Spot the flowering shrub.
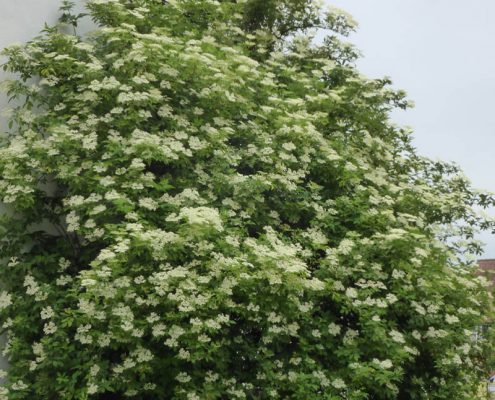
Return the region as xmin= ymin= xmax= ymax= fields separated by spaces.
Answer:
xmin=0 ymin=0 xmax=493 ymax=398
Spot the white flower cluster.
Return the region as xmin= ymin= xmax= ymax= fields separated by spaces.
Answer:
xmin=168 ymin=206 xmax=224 ymax=232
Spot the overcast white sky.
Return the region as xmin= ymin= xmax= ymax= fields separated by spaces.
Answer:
xmin=328 ymin=0 xmax=495 ymax=257
xmin=1 ymin=0 xmax=495 ymax=255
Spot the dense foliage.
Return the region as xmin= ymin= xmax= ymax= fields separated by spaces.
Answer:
xmin=0 ymin=0 xmax=493 ymax=398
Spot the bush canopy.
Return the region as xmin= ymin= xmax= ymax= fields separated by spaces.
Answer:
xmin=0 ymin=0 xmax=493 ymax=399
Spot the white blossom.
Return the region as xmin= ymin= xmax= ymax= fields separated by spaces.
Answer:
xmin=0 ymin=292 xmax=12 ymax=310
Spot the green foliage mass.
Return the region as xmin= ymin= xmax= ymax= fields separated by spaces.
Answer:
xmin=0 ymin=0 xmax=493 ymax=398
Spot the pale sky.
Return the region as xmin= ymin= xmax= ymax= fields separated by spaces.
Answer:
xmin=328 ymin=0 xmax=495 ymax=257
xmin=1 ymin=0 xmax=494 ymax=255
